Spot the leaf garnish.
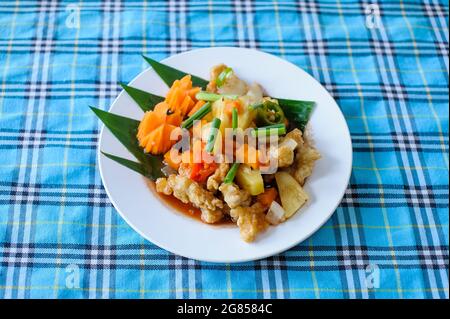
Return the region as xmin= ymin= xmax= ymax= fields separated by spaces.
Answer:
xmin=120 ymin=82 xmax=164 ymax=112
xmin=275 ymin=98 xmax=315 ymax=132
xmin=90 ymin=106 xmax=164 ymax=180
xmin=101 ymin=151 xmax=149 ymax=177
xmin=142 ymin=55 xmax=209 ymax=89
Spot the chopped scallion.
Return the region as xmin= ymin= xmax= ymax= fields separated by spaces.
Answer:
xmin=205 ymin=117 xmax=221 ymax=153
xmin=251 ymin=124 xmax=286 ymax=137
xmin=181 ymin=102 xmax=211 ymax=129
xmin=224 ymin=163 xmax=240 ymax=184
xmin=215 ymin=67 xmax=233 ymax=88
xmin=196 ymin=92 xmax=238 ymax=102
xmin=232 ymin=107 xmax=238 ymax=130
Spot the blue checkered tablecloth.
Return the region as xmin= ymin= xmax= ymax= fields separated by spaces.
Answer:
xmin=0 ymin=0 xmax=448 ymax=299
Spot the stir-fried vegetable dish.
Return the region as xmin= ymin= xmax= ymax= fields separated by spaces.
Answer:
xmin=137 ymin=64 xmax=321 ymax=242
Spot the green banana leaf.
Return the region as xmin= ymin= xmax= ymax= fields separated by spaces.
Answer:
xmin=91 ymin=106 xmax=164 ymax=180
xmin=120 ymin=82 xmax=164 ymax=112
xmin=142 ymin=55 xmax=209 ymax=89
xmin=276 ymin=98 xmax=315 ymax=131
xmin=101 ymin=151 xmax=148 ymax=177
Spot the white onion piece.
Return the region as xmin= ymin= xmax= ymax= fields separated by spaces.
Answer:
xmin=266 ymin=201 xmax=286 ymax=225
xmin=280 ymin=138 xmax=298 ymax=151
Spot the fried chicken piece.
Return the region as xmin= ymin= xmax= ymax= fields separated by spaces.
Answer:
xmin=184 ymin=177 xmax=224 ymax=211
xmin=269 ymin=143 xmax=295 ymax=168
xmin=291 ymin=145 xmax=321 ymax=185
xmin=241 ymin=83 xmax=264 ymax=105
xmin=200 ymin=208 xmax=224 ymax=224
xmin=284 ymin=131 xmax=321 ymax=185
xmin=267 ymin=130 xmax=302 ymax=168
xmin=283 ymin=128 xmax=304 ymax=149
xmin=219 ymin=182 xmax=251 ymax=209
xmin=207 ymin=163 xmax=229 ymax=192
xmin=156 ymin=174 xmax=224 ymax=223
xmin=206 ymin=64 xmax=227 ymax=92
xmin=218 ymin=74 xmax=248 ymax=96
xmin=264 ymin=129 xmax=305 ymax=169
xmin=207 ymin=64 xmax=248 ymax=95
xmin=155 ymin=177 xmax=172 ymax=195
xmin=177 ymin=163 xmax=191 ymax=177
xmin=230 ymin=202 xmax=269 ymax=242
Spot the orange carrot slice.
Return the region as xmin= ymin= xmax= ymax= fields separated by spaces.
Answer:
xmin=187 ymin=87 xmax=200 ymax=99
xmin=187 ymin=100 xmax=206 ymax=117
xmin=137 ymin=75 xmax=202 ymax=156
xmin=166 ymin=110 xmax=183 ymax=127
xmin=179 ymin=75 xmax=192 ymax=90
xmin=142 ymin=123 xmax=179 ymax=154
xmin=257 ymin=188 xmax=278 ymax=207
xmin=179 ymin=95 xmax=194 ymax=116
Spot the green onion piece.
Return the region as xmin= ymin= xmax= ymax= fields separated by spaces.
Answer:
xmin=224 ymin=163 xmax=240 ymax=184
xmin=215 ymin=67 xmax=233 ymax=88
xmin=181 ymin=102 xmax=211 ymax=129
xmin=251 ymin=124 xmax=286 ymax=137
xmin=196 ymin=92 xmax=239 ymax=102
xmin=205 ymin=117 xmax=221 ymax=153
xmin=232 ymin=107 xmax=238 ymax=130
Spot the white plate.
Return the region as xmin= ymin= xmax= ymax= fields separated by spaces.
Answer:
xmin=98 ymin=47 xmax=352 ymax=263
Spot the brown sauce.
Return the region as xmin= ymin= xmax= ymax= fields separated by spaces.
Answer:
xmin=147 ymin=179 xmax=234 ymax=226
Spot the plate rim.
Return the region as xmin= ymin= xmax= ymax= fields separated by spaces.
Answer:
xmin=97 ymin=47 xmax=353 ymax=263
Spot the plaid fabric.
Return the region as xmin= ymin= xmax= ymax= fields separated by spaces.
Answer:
xmin=0 ymin=0 xmax=448 ymax=299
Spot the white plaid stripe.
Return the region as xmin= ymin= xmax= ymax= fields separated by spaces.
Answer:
xmin=233 ymin=0 xmax=246 ymax=48
xmin=168 ymin=0 xmax=178 ymax=55
xmin=418 ymin=246 xmax=448 ymax=267
xmin=273 ymin=255 xmax=285 ymax=299
xmin=188 ymin=258 xmax=196 ymax=298
xmin=336 ymin=208 xmax=357 ymax=298
xmin=349 ymin=205 xmax=370 ymax=298
xmin=178 ymin=0 xmax=189 ymax=53
xmin=259 ymin=259 xmax=271 ymax=299
xmin=0 ymin=131 xmax=98 ymax=148
xmin=174 ymin=255 xmax=183 ymax=299
xmin=244 ymin=0 xmax=257 ymax=49
xmin=89 ymin=204 xmax=100 ymax=298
